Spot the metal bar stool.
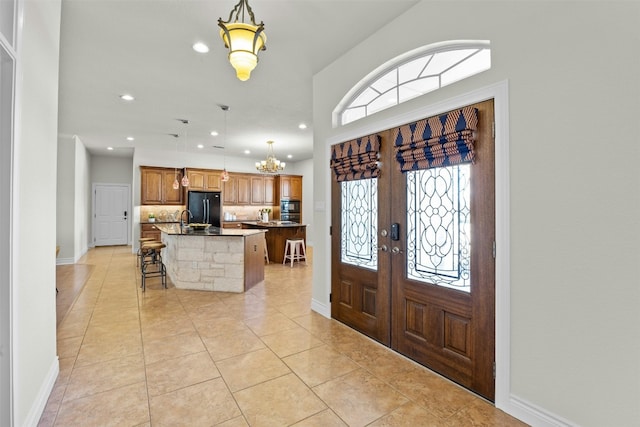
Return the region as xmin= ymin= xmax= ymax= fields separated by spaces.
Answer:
xmin=283 ymin=238 xmax=307 ymax=267
xmin=140 ymin=241 xmax=167 ymax=291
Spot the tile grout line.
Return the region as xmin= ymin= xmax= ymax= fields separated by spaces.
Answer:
xmin=134 ymin=250 xmax=154 ymax=426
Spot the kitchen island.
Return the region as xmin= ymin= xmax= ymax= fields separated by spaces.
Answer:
xmin=241 ymin=222 xmax=307 ymax=264
xmin=155 ymin=224 xmax=266 ymax=292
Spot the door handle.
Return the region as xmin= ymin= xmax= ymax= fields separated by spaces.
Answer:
xmin=391 ymin=246 xmax=403 ymax=255
xmin=378 ymin=244 xmax=388 ymax=252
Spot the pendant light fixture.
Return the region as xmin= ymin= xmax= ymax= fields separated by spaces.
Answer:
xmin=218 ymin=0 xmax=266 ymax=81
xmin=171 ymin=133 xmax=180 ymax=189
xmin=255 ymin=140 xmax=285 ymax=174
xmin=220 ymin=105 xmax=230 ymax=182
xmin=180 ymin=119 xmax=190 ymax=187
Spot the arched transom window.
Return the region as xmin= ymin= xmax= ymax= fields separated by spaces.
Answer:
xmin=335 ymin=41 xmax=491 ymax=126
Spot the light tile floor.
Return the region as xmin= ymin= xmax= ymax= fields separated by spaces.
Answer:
xmin=40 ymin=245 xmax=527 ymax=426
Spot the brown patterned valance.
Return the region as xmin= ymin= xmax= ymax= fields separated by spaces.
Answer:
xmin=330 ymin=134 xmax=381 ymax=182
xmin=392 ymin=107 xmax=478 ymax=172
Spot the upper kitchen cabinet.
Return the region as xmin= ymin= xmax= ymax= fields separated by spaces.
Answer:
xmin=251 ymin=176 xmax=264 ymax=205
xmin=186 ymin=168 xmax=222 ymax=191
xmin=141 ymin=166 xmax=184 ymax=205
xmin=277 ymin=175 xmax=302 ymax=200
xmin=223 ymin=173 xmax=276 ymax=206
xmin=250 ymin=175 xmax=277 ymax=205
xmin=223 ymin=173 xmax=251 ymax=205
xmin=237 ymin=174 xmax=251 ymax=205
xmin=263 ymin=176 xmax=275 ymax=205
xmin=223 ymin=173 xmax=237 ymax=205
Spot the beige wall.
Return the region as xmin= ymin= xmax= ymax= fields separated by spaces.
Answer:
xmin=56 ymin=136 xmax=75 ymax=262
xmin=91 ymin=155 xmax=133 ymax=185
xmin=313 ymin=1 xmax=640 ymax=426
xmin=74 ymin=136 xmax=91 ymax=257
xmin=13 ymin=0 xmax=62 ymax=424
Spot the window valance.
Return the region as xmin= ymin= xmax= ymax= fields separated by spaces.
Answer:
xmin=392 ymin=106 xmax=478 ymax=172
xmin=330 ymin=134 xmax=381 ymax=182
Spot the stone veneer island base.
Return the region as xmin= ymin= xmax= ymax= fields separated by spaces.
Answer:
xmin=157 ymin=224 xmax=265 ymax=292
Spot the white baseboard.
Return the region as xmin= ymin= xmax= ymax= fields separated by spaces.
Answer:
xmin=500 ymin=393 xmax=578 ymax=427
xmin=311 ymin=298 xmax=330 ymax=318
xmin=23 ymin=357 xmax=59 ymax=427
xmin=56 ymin=257 xmax=74 ymax=265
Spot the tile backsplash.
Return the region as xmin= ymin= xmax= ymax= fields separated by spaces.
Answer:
xmin=223 ymin=205 xmax=278 ymax=221
xmin=140 ymin=205 xmax=185 ymax=222
xmin=140 ymin=204 xmax=278 ymax=222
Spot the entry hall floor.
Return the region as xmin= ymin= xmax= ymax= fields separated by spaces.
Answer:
xmin=41 ymin=245 xmax=526 ymax=426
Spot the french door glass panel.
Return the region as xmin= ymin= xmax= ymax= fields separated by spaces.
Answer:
xmin=406 ymin=164 xmax=471 ymax=292
xmin=341 ymin=178 xmax=378 ymax=270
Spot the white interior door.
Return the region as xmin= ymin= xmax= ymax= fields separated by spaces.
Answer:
xmin=94 ymin=184 xmax=130 ymax=246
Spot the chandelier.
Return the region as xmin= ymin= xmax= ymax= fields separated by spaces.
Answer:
xmin=218 ymin=0 xmax=267 ymax=81
xmin=256 ymin=140 xmax=285 ymax=174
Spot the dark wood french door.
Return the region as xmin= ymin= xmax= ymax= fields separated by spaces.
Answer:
xmin=331 ymin=99 xmax=495 ymax=400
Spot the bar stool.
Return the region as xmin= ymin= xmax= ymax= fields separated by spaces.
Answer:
xmin=140 ymin=241 xmax=167 ymax=291
xmin=264 ymin=233 xmax=270 ymax=264
xmin=283 ymin=239 xmax=307 ymax=267
xmin=137 ymin=237 xmax=156 ymax=267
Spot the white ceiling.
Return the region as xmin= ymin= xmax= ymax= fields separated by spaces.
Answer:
xmin=58 ymin=0 xmax=419 ymax=162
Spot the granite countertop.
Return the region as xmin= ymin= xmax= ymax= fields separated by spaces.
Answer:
xmin=242 ymin=221 xmax=306 ymax=228
xmin=155 ymin=223 xmax=265 ymax=237
xmin=141 ymin=221 xmax=179 ymax=224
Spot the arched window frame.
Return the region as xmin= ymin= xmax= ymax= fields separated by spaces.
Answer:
xmin=333 ymin=40 xmax=491 ymax=127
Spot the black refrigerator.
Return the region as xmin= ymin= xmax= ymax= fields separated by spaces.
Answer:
xmin=187 ymin=191 xmax=222 ymax=227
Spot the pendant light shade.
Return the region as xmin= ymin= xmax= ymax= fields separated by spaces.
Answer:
xmin=218 ymin=0 xmax=266 ymax=81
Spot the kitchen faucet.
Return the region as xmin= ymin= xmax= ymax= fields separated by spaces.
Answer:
xmin=180 ymin=209 xmax=192 ymax=228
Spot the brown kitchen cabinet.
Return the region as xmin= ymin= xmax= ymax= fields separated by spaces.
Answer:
xmin=237 ymin=174 xmax=251 ymax=205
xmin=141 ymin=166 xmax=184 ymax=205
xmin=276 ymin=175 xmax=302 ymax=201
xmin=223 ymin=173 xmax=251 ymax=205
xmin=222 ymin=221 xmax=244 ymax=229
xmin=223 ymin=174 xmax=237 ymax=204
xmin=263 ymin=176 xmax=275 ymax=205
xmin=141 ymin=223 xmax=161 ymax=241
xmin=251 ymin=176 xmax=264 ymax=205
xmin=186 ymin=168 xmax=222 ymax=191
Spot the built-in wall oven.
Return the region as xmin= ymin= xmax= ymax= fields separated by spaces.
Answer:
xmin=280 ymin=199 xmax=301 ymax=222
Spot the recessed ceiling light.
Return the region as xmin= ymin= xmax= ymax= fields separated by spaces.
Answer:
xmin=192 ymin=42 xmax=209 ymax=53
xmin=244 ymin=150 xmax=251 ymax=155
xmin=107 ymin=147 xmax=114 ymax=151
xmin=126 ymin=136 xmax=134 ymax=141
xmin=210 ymin=131 xmax=219 ymax=136
xmin=120 ymin=94 xmax=134 ymax=101
xmin=197 ymin=144 xmax=204 ymax=149
xmin=287 ymin=154 xmax=293 ymax=159
xmin=298 ymin=123 xmax=307 ymax=129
